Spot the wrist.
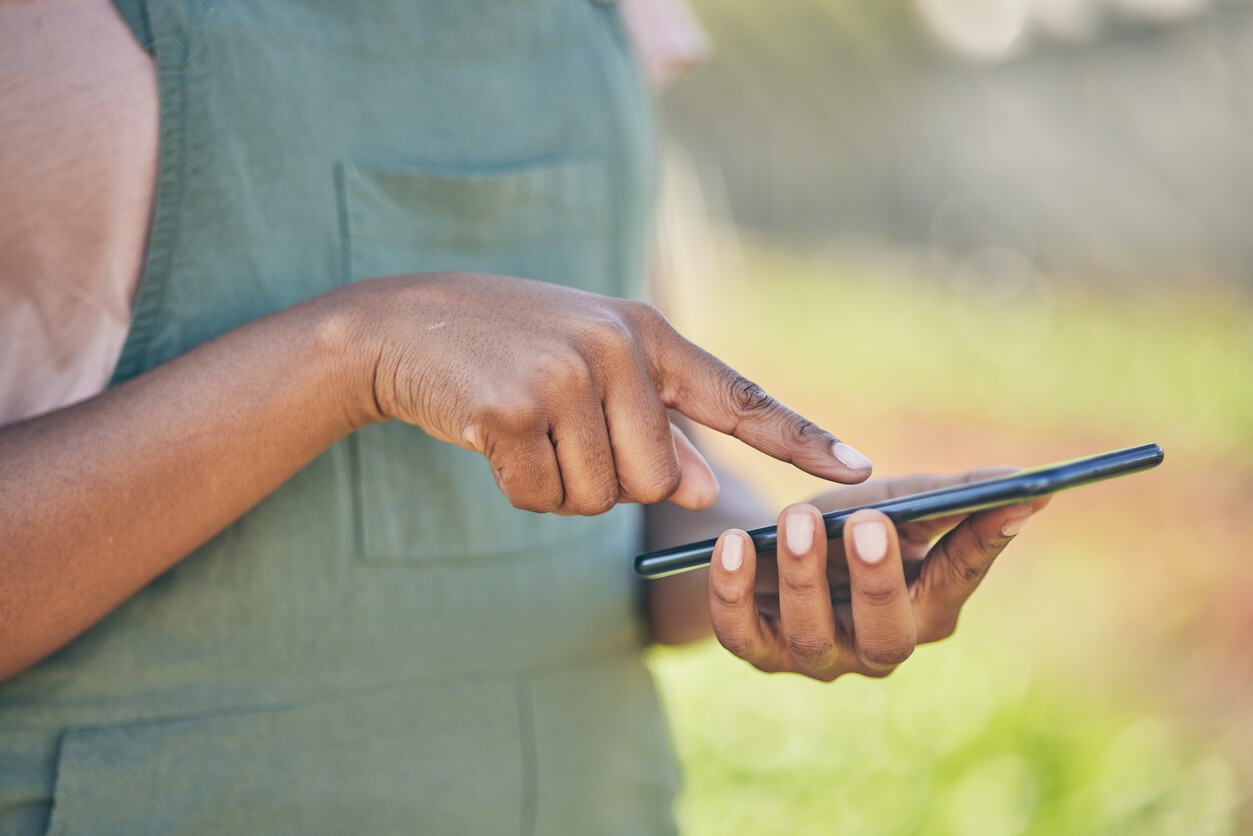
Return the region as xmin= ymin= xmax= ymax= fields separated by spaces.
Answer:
xmin=304 ymin=285 xmax=393 ymax=431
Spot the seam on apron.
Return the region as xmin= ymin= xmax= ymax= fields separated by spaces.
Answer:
xmin=109 ymin=30 xmax=190 ymax=385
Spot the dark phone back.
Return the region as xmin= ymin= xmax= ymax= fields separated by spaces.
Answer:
xmin=635 ymin=443 xmax=1164 ymax=579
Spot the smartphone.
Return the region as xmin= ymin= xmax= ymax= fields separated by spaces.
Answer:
xmin=634 ymin=442 xmax=1164 ymax=579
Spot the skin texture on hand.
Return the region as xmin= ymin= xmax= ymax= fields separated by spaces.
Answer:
xmin=703 ymin=473 xmax=1051 ymax=681
xmin=348 ymin=273 xmax=872 ymax=515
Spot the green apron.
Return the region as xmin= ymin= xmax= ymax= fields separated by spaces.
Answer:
xmin=0 ymin=1 xmax=679 ymax=832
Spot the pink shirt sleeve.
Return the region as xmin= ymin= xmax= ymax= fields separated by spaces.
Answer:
xmin=0 ymin=0 xmax=157 ymax=425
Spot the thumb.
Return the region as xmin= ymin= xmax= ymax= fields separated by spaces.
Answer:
xmin=649 ymin=325 xmax=872 ymax=484
xmin=666 ymin=422 xmax=720 ymax=510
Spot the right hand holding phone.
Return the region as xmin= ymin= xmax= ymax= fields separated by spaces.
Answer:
xmin=707 ymin=471 xmax=1050 ymax=681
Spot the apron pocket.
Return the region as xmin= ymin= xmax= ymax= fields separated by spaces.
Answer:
xmin=337 ymin=157 xmax=629 ymax=567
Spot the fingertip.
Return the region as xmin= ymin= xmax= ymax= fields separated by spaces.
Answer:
xmin=806 ymin=440 xmax=872 ymax=485
xmin=779 ymin=503 xmax=822 ymax=556
xmin=845 ymin=509 xmax=896 ymax=566
xmin=667 ymin=465 xmax=720 ymax=510
xmin=668 ymin=423 xmax=721 ymax=510
xmin=717 ymin=530 xmax=747 ymax=572
xmin=832 ymin=441 xmax=874 ymax=475
xmin=711 ymin=530 xmax=757 ymax=616
xmin=997 ymin=502 xmax=1035 ymax=538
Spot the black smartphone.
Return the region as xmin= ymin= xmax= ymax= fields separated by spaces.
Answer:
xmin=634 ymin=442 xmax=1164 ymax=579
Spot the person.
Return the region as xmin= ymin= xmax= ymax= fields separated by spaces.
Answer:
xmin=0 ymin=0 xmax=1043 ymax=832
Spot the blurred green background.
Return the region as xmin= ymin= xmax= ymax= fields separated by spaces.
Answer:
xmin=643 ymin=0 xmax=1253 ymax=833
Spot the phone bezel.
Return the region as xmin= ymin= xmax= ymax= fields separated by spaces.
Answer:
xmin=633 ymin=442 xmax=1164 ymax=579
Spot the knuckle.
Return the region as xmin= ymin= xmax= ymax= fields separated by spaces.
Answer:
xmin=772 ymin=410 xmax=822 ymax=449
xmin=726 ymin=374 xmax=774 ymax=414
xmin=784 ymin=634 xmax=837 ymax=666
xmin=711 ymin=581 xmax=748 ymax=609
xmin=780 ymin=559 xmax=829 ymax=595
xmin=544 ymin=351 xmax=595 ymax=390
xmin=961 ymin=563 xmax=989 ymax=584
xmin=941 ymin=529 xmax=997 ymax=584
xmin=855 ymin=578 xmax=903 ymax=607
xmin=860 ymin=640 xmax=915 ymax=669
xmin=460 ymin=422 xmax=485 ymax=451
xmin=506 ymin=489 xmax=561 ymax=514
xmin=784 ymin=416 xmax=820 ymax=447
xmin=631 ymin=456 xmax=682 ymax=504
xmin=567 ymin=486 xmax=619 ymax=517
xmin=493 ymin=461 xmax=562 ymax=515
xmin=621 ymin=299 xmax=666 ymax=329
xmin=479 ymin=398 xmax=546 ymax=436
xmin=715 ymin=629 xmax=755 ymax=659
xmin=591 ymin=312 xmax=636 ymax=345
xmin=577 ymin=315 xmax=636 ymax=353
xmin=780 ymin=574 xmax=829 ymax=602
xmin=943 ymin=550 xmax=989 ymax=586
xmin=971 ymin=524 xmax=1005 ymax=555
xmin=721 ymin=375 xmax=821 ymax=446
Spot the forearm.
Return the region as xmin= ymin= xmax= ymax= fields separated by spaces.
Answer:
xmin=0 ymin=289 xmax=376 ymax=681
xmin=1 ymin=268 xmax=868 ymax=679
xmin=643 ymin=456 xmax=769 ymax=645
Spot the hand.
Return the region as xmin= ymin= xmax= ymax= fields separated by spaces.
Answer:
xmin=341 ymin=273 xmax=873 ymax=515
xmin=707 ymin=470 xmax=1049 ymax=680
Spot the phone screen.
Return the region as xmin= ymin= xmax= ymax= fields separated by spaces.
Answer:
xmin=634 ymin=442 xmax=1164 ymax=579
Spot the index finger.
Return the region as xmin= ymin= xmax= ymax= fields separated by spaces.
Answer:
xmin=650 ymin=326 xmax=872 ymax=484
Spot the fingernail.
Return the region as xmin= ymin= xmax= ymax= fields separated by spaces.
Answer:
xmin=832 ymin=441 xmax=873 ymax=472
xmin=784 ymin=513 xmax=814 ymax=554
xmin=1001 ymin=512 xmax=1032 ymax=538
xmin=852 ymin=521 xmax=888 ymax=564
xmin=721 ymin=535 xmax=743 ymax=571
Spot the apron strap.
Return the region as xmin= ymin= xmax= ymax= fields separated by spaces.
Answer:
xmin=110 ymin=0 xmax=154 ymax=54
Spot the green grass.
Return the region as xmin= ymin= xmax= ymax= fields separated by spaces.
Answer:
xmin=650 ymin=641 xmax=1241 ymax=836
xmin=649 ymin=244 xmax=1252 ymax=834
